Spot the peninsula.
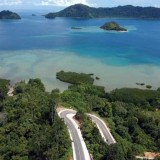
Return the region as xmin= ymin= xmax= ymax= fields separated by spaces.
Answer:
xmin=0 ymin=10 xmax=21 ymax=19
xmin=45 ymin=3 xmax=160 ymax=19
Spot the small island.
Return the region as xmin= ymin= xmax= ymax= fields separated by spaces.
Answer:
xmin=100 ymin=21 xmax=127 ymax=32
xmin=146 ymin=85 xmax=152 ymax=89
xmin=96 ymin=77 xmax=100 ymax=80
xmin=71 ymin=27 xmax=82 ymax=30
xmin=136 ymin=82 xmax=145 ymax=86
xmin=0 ymin=10 xmax=21 ymax=19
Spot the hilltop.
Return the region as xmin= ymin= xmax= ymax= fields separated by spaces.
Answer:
xmin=0 ymin=10 xmax=21 ymax=19
xmin=45 ymin=3 xmax=160 ymax=19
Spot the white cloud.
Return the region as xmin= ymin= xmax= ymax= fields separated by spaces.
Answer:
xmin=0 ymin=0 xmax=96 ymax=7
xmin=38 ymin=0 xmax=90 ymax=6
xmin=0 ymin=0 xmax=22 ymax=5
xmin=0 ymin=0 xmax=159 ymax=7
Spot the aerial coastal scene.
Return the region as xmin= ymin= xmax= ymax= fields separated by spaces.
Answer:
xmin=0 ymin=0 xmax=160 ymax=160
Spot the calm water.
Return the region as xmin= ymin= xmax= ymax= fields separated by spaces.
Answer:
xmin=0 ymin=12 xmax=160 ymax=91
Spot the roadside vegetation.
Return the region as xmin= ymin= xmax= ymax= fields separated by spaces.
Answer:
xmin=75 ymin=111 xmax=108 ymax=160
xmin=59 ymin=72 xmax=160 ymax=160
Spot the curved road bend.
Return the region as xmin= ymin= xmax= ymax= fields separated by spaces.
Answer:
xmin=59 ymin=109 xmax=90 ymax=160
xmin=88 ymin=114 xmax=116 ymax=145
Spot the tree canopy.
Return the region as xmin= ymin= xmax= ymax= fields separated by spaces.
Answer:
xmin=0 ymin=79 xmax=71 ymax=160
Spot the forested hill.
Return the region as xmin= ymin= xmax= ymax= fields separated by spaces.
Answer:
xmin=0 ymin=74 xmax=160 ymax=159
xmin=45 ymin=3 xmax=160 ymax=19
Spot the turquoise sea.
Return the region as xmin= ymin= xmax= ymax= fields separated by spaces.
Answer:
xmin=0 ymin=11 xmax=160 ymax=91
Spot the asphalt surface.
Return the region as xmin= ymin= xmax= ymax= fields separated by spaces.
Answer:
xmin=88 ymin=114 xmax=116 ymax=145
xmin=59 ymin=110 xmax=89 ymax=160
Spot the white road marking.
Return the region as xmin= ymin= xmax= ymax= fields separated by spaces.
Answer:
xmin=68 ymin=128 xmax=77 ymax=160
xmin=88 ymin=114 xmax=116 ymax=144
xmin=67 ymin=114 xmax=90 ymax=160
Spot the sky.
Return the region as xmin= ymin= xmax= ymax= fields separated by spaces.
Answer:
xmin=0 ymin=0 xmax=160 ymax=9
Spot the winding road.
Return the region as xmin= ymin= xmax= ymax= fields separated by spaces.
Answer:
xmin=88 ymin=114 xmax=116 ymax=145
xmin=58 ymin=109 xmax=90 ymax=160
xmin=58 ymin=109 xmax=116 ymax=160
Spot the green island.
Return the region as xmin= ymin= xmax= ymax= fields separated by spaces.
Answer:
xmin=0 ymin=72 xmax=160 ymax=160
xmin=0 ymin=10 xmax=21 ymax=19
xmin=45 ymin=3 xmax=160 ymax=19
xmin=100 ymin=21 xmax=127 ymax=32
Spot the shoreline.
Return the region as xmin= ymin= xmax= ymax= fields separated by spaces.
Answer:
xmin=7 ymin=76 xmax=157 ymax=93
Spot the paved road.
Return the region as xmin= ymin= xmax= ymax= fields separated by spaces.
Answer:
xmin=59 ymin=109 xmax=90 ymax=160
xmin=58 ymin=109 xmax=116 ymax=160
xmin=88 ymin=114 xmax=116 ymax=145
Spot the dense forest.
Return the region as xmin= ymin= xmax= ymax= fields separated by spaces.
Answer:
xmin=45 ymin=3 xmax=160 ymax=19
xmin=61 ymin=83 xmax=160 ymax=159
xmin=0 ymin=72 xmax=160 ymax=160
xmin=0 ymin=79 xmax=71 ymax=160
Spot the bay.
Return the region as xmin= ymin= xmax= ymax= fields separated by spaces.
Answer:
xmin=0 ymin=12 xmax=160 ymax=91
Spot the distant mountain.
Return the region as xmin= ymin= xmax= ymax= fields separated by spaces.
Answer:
xmin=0 ymin=10 xmax=21 ymax=19
xmin=45 ymin=3 xmax=160 ymax=19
